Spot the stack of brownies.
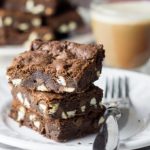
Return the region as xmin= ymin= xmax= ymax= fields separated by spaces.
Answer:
xmin=0 ymin=0 xmax=83 ymax=45
xmin=7 ymin=40 xmax=105 ymax=142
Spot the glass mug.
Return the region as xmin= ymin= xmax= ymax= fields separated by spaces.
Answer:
xmin=91 ymin=0 xmax=150 ymax=69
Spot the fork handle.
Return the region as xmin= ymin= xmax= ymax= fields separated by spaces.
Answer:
xmin=93 ymin=107 xmax=121 ymax=150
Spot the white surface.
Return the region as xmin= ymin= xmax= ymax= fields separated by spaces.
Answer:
xmin=0 ymin=68 xmax=150 ymax=150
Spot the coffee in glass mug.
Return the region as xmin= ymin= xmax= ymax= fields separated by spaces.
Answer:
xmin=91 ymin=0 xmax=150 ymax=68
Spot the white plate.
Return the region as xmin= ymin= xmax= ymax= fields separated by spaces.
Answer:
xmin=0 ymin=68 xmax=150 ymax=150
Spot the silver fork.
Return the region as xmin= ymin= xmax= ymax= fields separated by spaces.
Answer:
xmin=104 ymin=77 xmax=131 ymax=129
xmin=93 ymin=77 xmax=131 ymax=150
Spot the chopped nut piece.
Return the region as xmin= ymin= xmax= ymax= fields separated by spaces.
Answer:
xmin=26 ymin=0 xmax=34 ymax=11
xmin=68 ymin=22 xmax=77 ymax=31
xmin=37 ymin=84 xmax=48 ymax=91
xmin=67 ymin=110 xmax=76 ymax=118
xmin=62 ymin=112 xmax=67 ymax=119
xmin=58 ymin=24 xmax=68 ymax=33
xmin=39 ymin=103 xmax=47 ymax=114
xmin=34 ymin=120 xmax=41 ymax=129
xmin=97 ymin=71 xmax=100 ymax=77
xmin=32 ymin=18 xmax=42 ymax=27
xmin=43 ymin=33 xmax=53 ymax=41
xmin=32 ymin=5 xmax=45 ymax=14
xmin=81 ymin=106 xmax=86 ymax=112
xmin=29 ymin=114 xmax=36 ymax=121
xmin=98 ymin=117 xmax=105 ymax=125
xmin=90 ymin=97 xmax=97 ymax=107
xmin=48 ymin=103 xmax=59 ymax=114
xmin=12 ymin=79 xmax=22 ymax=86
xmin=18 ymin=23 xmax=29 ymax=31
xmin=56 ymin=76 xmax=66 ymax=86
xmin=63 ymin=87 xmax=75 ymax=93
xmin=24 ymin=97 xmax=30 ymax=108
xmin=17 ymin=92 xmax=24 ymax=103
xmin=4 ymin=17 xmax=13 ymax=26
xmin=17 ymin=106 xmax=26 ymax=121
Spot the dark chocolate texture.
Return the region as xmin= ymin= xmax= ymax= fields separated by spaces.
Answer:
xmin=9 ymin=100 xmax=105 ymax=142
xmin=7 ymin=40 xmax=105 ymax=93
xmin=11 ymin=84 xmax=104 ymax=119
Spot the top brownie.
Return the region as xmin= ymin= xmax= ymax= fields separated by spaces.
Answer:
xmin=7 ymin=40 xmax=105 ymax=93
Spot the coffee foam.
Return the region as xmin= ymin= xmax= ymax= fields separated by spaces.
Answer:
xmin=91 ymin=1 xmax=150 ymax=24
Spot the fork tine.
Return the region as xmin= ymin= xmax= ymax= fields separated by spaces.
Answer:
xmin=118 ymin=77 xmax=122 ymax=98
xmin=104 ymin=77 xmax=109 ymax=99
xmin=125 ymin=77 xmax=129 ymax=98
xmin=111 ymin=77 xmax=115 ymax=98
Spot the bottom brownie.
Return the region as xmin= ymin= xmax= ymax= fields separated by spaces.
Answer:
xmin=9 ymin=100 xmax=105 ymax=142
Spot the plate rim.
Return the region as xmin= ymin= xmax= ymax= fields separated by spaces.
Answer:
xmin=0 ymin=67 xmax=150 ymax=150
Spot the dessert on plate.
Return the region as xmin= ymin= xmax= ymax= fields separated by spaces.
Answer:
xmin=7 ymin=40 xmax=105 ymax=142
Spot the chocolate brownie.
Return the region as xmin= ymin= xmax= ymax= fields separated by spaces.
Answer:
xmin=0 ymin=9 xmax=42 ymax=32
xmin=11 ymin=84 xmax=104 ymax=119
xmin=9 ymin=100 xmax=105 ymax=142
xmin=44 ymin=10 xmax=84 ymax=34
xmin=0 ymin=27 xmax=54 ymax=45
xmin=7 ymin=40 xmax=105 ymax=93
xmin=3 ymin=0 xmax=69 ymax=16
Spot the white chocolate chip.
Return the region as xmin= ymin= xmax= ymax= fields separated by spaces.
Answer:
xmin=29 ymin=114 xmax=36 ymax=121
xmin=18 ymin=23 xmax=29 ymax=31
xmin=26 ymin=0 xmax=34 ymax=11
xmin=16 ymin=92 xmax=30 ymax=108
xmin=98 ymin=117 xmax=105 ymax=125
xmin=32 ymin=4 xmax=45 ymax=14
xmin=90 ymin=97 xmax=97 ymax=106
xmin=81 ymin=106 xmax=86 ymax=112
xmin=29 ymin=32 xmax=39 ymax=40
xmin=99 ymin=102 xmax=103 ymax=108
xmin=12 ymin=79 xmax=22 ymax=86
xmin=4 ymin=17 xmax=13 ymax=26
xmin=63 ymin=87 xmax=75 ymax=93
xmin=17 ymin=92 xmax=24 ymax=103
xmin=58 ymin=24 xmax=68 ymax=33
xmin=38 ymin=103 xmax=47 ymax=114
xmin=68 ymin=22 xmax=77 ymax=31
xmin=56 ymin=76 xmax=66 ymax=86
xmin=97 ymin=71 xmax=100 ymax=77
xmin=62 ymin=112 xmax=68 ymax=119
xmin=17 ymin=106 xmax=26 ymax=121
xmin=32 ymin=18 xmax=42 ymax=27
xmin=24 ymin=32 xmax=39 ymax=47
xmin=37 ymin=84 xmax=48 ymax=91
xmin=43 ymin=33 xmax=53 ymax=41
xmin=24 ymin=97 xmax=30 ymax=108
xmin=48 ymin=103 xmax=59 ymax=114
xmin=67 ymin=110 xmax=76 ymax=118
xmin=34 ymin=120 xmax=41 ymax=129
